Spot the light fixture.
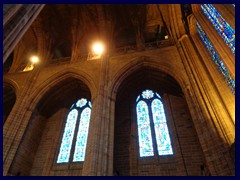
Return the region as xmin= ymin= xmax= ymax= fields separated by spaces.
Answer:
xmin=92 ymin=42 xmax=104 ymax=55
xmin=30 ymin=56 xmax=39 ymax=63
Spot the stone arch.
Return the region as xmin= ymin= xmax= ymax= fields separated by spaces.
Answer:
xmin=8 ymin=69 xmax=95 ymax=176
xmin=3 ymin=78 xmax=18 ymax=124
xmin=109 ymin=56 xmax=205 ymax=176
xmin=109 ymin=56 xmax=186 ymax=101
xmin=3 ymin=77 xmax=19 ymax=97
xmin=29 ymin=69 xmax=97 ymax=110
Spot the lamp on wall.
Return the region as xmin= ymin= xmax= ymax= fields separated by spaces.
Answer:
xmin=92 ymin=42 xmax=104 ymax=55
xmin=23 ymin=55 xmax=39 ymax=71
xmin=87 ymin=42 xmax=105 ymax=60
xmin=30 ymin=56 xmax=39 ymax=63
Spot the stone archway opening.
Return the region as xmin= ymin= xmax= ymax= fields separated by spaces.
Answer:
xmin=113 ymin=66 xmax=205 ymax=176
xmin=8 ymin=77 xmax=91 ymax=176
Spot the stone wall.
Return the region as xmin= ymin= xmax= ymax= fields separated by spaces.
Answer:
xmin=3 ymin=45 xmax=235 ymax=176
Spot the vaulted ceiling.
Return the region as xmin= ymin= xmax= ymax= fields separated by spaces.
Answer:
xmin=7 ymin=5 xmax=170 ymax=65
xmin=4 ymin=4 xmax=192 ymax=73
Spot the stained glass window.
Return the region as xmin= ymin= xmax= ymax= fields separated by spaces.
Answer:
xmin=57 ymin=109 xmax=78 ymax=163
xmin=76 ymin=98 xmax=87 ymax=108
xmin=151 ymin=99 xmax=173 ymax=155
xmin=136 ymin=100 xmax=154 ymax=157
xmin=57 ymin=98 xmax=91 ymax=163
xmin=136 ymin=90 xmax=173 ymax=157
xmin=201 ymin=4 xmax=235 ymax=54
xmin=142 ymin=90 xmax=154 ymax=99
xmin=197 ymin=22 xmax=235 ymax=94
xmin=73 ymin=107 xmax=91 ymax=162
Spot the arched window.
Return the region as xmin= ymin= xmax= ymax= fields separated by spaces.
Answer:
xmin=136 ymin=90 xmax=173 ymax=157
xmin=57 ymin=98 xmax=92 ymax=163
xmin=196 ymin=22 xmax=235 ymax=94
xmin=201 ymin=4 xmax=235 ymax=54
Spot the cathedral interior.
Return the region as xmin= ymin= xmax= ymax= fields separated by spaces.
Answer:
xmin=3 ymin=4 xmax=235 ymax=176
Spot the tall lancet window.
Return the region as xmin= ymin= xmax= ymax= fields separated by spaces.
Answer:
xmin=196 ymin=22 xmax=235 ymax=94
xmin=57 ymin=98 xmax=92 ymax=163
xmin=201 ymin=4 xmax=235 ymax=54
xmin=136 ymin=89 xmax=173 ymax=157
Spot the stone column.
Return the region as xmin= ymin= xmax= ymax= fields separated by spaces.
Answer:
xmin=82 ymin=5 xmax=114 ymax=176
xmin=3 ymin=66 xmax=41 ymax=176
xmin=168 ymin=5 xmax=234 ymax=175
xmin=3 ymin=12 xmax=55 ymax=175
xmin=3 ymin=4 xmax=45 ymax=63
xmin=176 ymin=35 xmax=235 ymax=175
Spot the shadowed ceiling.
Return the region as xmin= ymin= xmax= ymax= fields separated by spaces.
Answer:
xmin=6 ymin=4 xmax=170 ymax=68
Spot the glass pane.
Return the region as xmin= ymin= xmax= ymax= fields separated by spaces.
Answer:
xmin=136 ymin=100 xmax=154 ymax=157
xmin=151 ymin=99 xmax=173 ymax=155
xmin=197 ymin=22 xmax=235 ymax=94
xmin=57 ymin=109 xmax=78 ymax=163
xmin=142 ymin=90 xmax=154 ymax=99
xmin=73 ymin=107 xmax=91 ymax=162
xmin=156 ymin=93 xmax=161 ymax=99
xmin=88 ymin=101 xmax=92 ymax=108
xmin=70 ymin=103 xmax=74 ymax=109
xmin=136 ymin=95 xmax=140 ymax=102
xmin=76 ymin=98 xmax=87 ymax=108
xmin=201 ymin=4 xmax=235 ymax=54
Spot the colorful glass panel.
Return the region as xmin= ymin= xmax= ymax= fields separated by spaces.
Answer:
xmin=73 ymin=107 xmax=91 ymax=162
xmin=76 ymin=98 xmax=87 ymax=108
xmin=156 ymin=93 xmax=161 ymax=99
xmin=136 ymin=100 xmax=154 ymax=157
xmin=70 ymin=103 xmax=74 ymax=109
xmin=136 ymin=95 xmax=140 ymax=102
xmin=57 ymin=109 xmax=78 ymax=163
xmin=201 ymin=4 xmax=235 ymax=54
xmin=151 ymin=99 xmax=173 ymax=155
xmin=197 ymin=22 xmax=235 ymax=94
xmin=88 ymin=101 xmax=92 ymax=108
xmin=142 ymin=90 xmax=154 ymax=99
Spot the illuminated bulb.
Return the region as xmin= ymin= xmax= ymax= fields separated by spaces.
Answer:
xmin=92 ymin=42 xmax=104 ymax=55
xmin=30 ymin=56 xmax=39 ymax=63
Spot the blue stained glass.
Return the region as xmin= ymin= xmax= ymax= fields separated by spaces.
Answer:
xmin=136 ymin=95 xmax=140 ymax=102
xmin=73 ymin=107 xmax=91 ymax=162
xmin=88 ymin=101 xmax=92 ymax=108
xmin=57 ymin=109 xmax=78 ymax=163
xmin=197 ymin=22 xmax=235 ymax=94
xmin=142 ymin=90 xmax=154 ymax=99
xmin=156 ymin=93 xmax=161 ymax=99
xmin=151 ymin=99 xmax=173 ymax=155
xmin=201 ymin=4 xmax=235 ymax=54
xmin=136 ymin=100 xmax=154 ymax=157
xmin=76 ymin=98 xmax=87 ymax=108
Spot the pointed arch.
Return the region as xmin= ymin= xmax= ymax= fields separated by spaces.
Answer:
xmin=31 ymin=69 xmax=96 ymax=104
xmin=109 ymin=56 xmax=185 ymax=101
xmin=7 ymin=70 xmax=94 ymax=175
